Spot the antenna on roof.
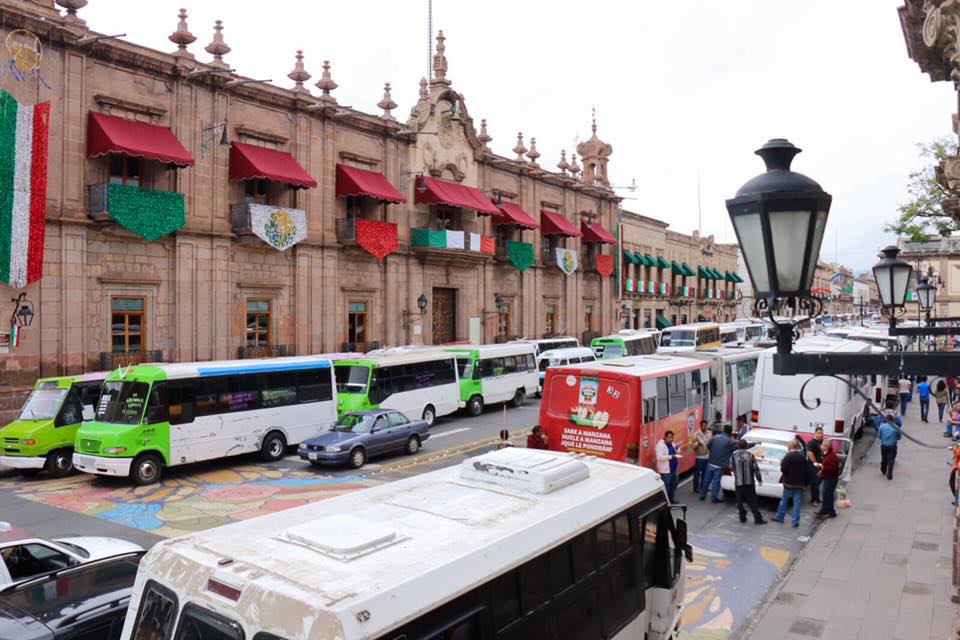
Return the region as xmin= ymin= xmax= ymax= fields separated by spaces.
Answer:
xmin=428 ymin=0 xmax=433 ymax=82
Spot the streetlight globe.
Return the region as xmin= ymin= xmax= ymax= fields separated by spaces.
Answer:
xmin=872 ymin=245 xmax=912 ymax=310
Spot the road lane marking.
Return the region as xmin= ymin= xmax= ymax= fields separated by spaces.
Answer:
xmin=430 ymin=427 xmax=471 ymax=439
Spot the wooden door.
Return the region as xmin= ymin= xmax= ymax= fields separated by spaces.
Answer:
xmin=432 ymin=287 xmax=456 ymax=344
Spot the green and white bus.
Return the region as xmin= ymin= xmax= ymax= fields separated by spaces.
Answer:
xmin=334 ymin=351 xmax=460 ymax=426
xmin=446 ymin=343 xmax=538 ymax=416
xmin=591 ymin=330 xmax=659 ymax=359
xmin=73 ymin=356 xmax=338 ymax=485
xmin=0 ymin=372 xmax=107 ymax=477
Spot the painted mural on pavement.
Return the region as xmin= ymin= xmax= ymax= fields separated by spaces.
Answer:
xmin=0 ymin=464 xmax=378 ymax=538
xmin=679 ymin=534 xmax=791 ymax=639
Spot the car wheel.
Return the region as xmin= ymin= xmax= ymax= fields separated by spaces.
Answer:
xmin=405 ymin=435 xmax=420 ymax=455
xmin=349 ymin=447 xmax=367 ymax=469
xmin=260 ymin=431 xmax=287 ymax=462
xmin=130 ymin=453 xmax=163 ymax=486
xmin=422 ymin=405 xmax=436 ymax=427
xmin=45 ymin=449 xmax=75 ymax=478
xmin=510 ymin=389 xmax=525 ymax=408
xmin=467 ymin=395 xmax=483 ymax=417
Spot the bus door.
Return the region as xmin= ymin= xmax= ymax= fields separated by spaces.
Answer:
xmin=640 ymin=378 xmax=658 ymax=468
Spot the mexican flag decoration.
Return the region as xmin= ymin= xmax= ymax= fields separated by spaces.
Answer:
xmin=0 ymin=90 xmax=50 ymax=289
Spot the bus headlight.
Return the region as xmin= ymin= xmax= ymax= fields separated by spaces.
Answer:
xmin=324 ymin=446 xmax=341 ymax=453
xmin=18 ymin=439 xmax=36 ymax=446
xmin=103 ymin=447 xmax=127 ymax=455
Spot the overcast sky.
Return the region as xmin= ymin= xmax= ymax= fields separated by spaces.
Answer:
xmin=80 ymin=0 xmax=956 ymax=273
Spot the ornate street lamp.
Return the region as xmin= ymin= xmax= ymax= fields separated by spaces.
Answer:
xmin=417 ymin=293 xmax=429 ymax=313
xmin=495 ymin=294 xmax=506 ymax=314
xmin=916 ymin=275 xmax=937 ymax=314
xmin=725 ymin=139 xmax=831 ymax=301
xmin=872 ymin=245 xmax=912 ymax=315
xmin=10 ymin=292 xmax=34 ymax=328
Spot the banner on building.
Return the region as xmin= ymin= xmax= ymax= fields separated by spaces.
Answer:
xmin=249 ymin=204 xmax=307 ymax=251
xmin=507 ymin=241 xmax=534 ymax=272
xmin=555 ymin=248 xmax=578 ymax=276
xmin=355 ymin=219 xmax=399 ymax=260
xmin=594 ymin=254 xmax=613 ymax=278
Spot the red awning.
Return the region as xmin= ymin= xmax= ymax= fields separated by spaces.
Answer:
xmin=86 ymin=111 xmax=194 ymax=167
xmin=335 ymin=164 xmax=406 ymax=204
xmin=229 ymin=141 xmax=317 ymax=189
xmin=581 ymin=220 xmax=616 ymax=244
xmin=492 ymin=202 xmax=539 ymax=229
xmin=540 ymin=211 xmax=582 ymax=237
xmin=414 ymin=177 xmax=501 ymax=215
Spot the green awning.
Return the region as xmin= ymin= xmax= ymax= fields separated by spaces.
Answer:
xmin=698 ymin=266 xmax=710 ymax=279
xmin=681 ymin=262 xmax=695 ymax=277
xmin=733 ymin=272 xmax=745 ymax=283
xmin=644 ymin=254 xmax=656 ymax=267
xmin=623 ymin=250 xmax=636 ymax=265
xmin=671 ymin=260 xmax=683 ymax=272
xmin=656 ymin=315 xmax=672 ymax=329
xmin=656 ymin=256 xmax=670 ymax=269
xmin=709 ymin=268 xmax=722 ymax=280
xmin=697 ymin=314 xmax=709 ymax=322
xmin=725 ymin=271 xmax=737 ymax=283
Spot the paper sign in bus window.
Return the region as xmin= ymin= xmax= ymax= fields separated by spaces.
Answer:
xmin=579 ymin=377 xmax=598 ymax=405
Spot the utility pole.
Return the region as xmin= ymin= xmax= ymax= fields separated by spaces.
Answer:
xmin=428 ymin=0 xmax=433 ymax=81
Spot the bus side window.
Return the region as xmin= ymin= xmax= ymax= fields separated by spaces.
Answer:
xmin=145 ymin=383 xmax=169 ymax=424
xmin=668 ymin=374 xmax=685 ymax=415
xmin=130 ymin=580 xmax=178 ymax=640
xmin=656 ymin=377 xmax=669 ymax=420
xmin=195 ymin=377 xmax=226 ymax=417
xmin=503 ymin=356 xmax=517 ymax=374
xmin=643 ymin=398 xmax=656 ymax=423
xmin=297 ymin=369 xmax=333 ymax=404
xmin=167 ymin=381 xmax=196 ymax=425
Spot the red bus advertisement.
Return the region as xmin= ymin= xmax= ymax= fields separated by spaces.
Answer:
xmin=539 ymin=356 xmax=711 ymax=473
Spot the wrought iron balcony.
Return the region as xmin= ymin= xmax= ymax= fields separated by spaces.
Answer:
xmin=230 ymin=202 xmax=307 ymax=250
xmin=336 ymin=217 xmax=358 ymax=244
xmin=341 ymin=341 xmax=381 ymax=353
xmin=99 ymin=350 xmax=163 ymax=370
xmin=237 ymin=344 xmax=289 ymax=359
xmin=411 ymin=228 xmax=494 ymax=265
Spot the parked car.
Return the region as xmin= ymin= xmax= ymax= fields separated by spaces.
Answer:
xmin=298 ymin=409 xmax=430 ymax=469
xmin=0 ymin=551 xmax=143 ymax=640
xmin=0 ymin=534 xmax=143 ymax=588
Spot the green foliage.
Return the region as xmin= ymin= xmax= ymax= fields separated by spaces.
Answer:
xmin=885 ymin=137 xmax=960 ymax=241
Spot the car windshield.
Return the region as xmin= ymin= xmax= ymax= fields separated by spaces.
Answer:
xmin=335 ymin=366 xmax=370 ymax=394
xmin=331 ymin=414 xmax=373 ymax=433
xmin=17 ymin=389 xmax=67 ymax=420
xmin=601 ymin=345 xmax=623 ymax=358
xmin=54 ymin=540 xmax=90 ymax=558
xmin=94 ymin=381 xmax=149 ymax=425
xmin=665 ymin=330 xmax=695 ymax=347
xmin=751 ymin=441 xmax=789 ymax=463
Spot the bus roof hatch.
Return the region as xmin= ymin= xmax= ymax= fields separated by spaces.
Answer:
xmin=460 ymin=449 xmax=590 ymax=494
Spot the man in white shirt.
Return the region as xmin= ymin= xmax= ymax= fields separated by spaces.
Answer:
xmin=655 ymin=431 xmax=681 ymax=503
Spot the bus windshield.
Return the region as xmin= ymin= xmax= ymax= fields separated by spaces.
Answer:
xmin=664 ymin=330 xmax=695 ymax=347
xmin=601 ymin=345 xmax=624 ymax=358
xmin=331 ymin=413 xmax=373 ymax=433
xmin=456 ymin=356 xmax=473 ymax=380
xmin=335 ymin=366 xmax=370 ymax=394
xmin=95 ymin=380 xmax=149 ymax=425
xmin=17 ymin=388 xmax=68 ymax=420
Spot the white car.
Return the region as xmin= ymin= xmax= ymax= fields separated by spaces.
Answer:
xmin=719 ymin=428 xmax=852 ymax=499
xmin=0 ymin=534 xmax=144 ymax=587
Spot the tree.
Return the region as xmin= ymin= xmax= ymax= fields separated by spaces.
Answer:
xmin=885 ymin=137 xmax=960 ymax=241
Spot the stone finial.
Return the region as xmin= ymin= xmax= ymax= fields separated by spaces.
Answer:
xmin=477 ymin=119 xmax=492 ymax=148
xmin=431 ymin=30 xmax=451 ymax=86
xmin=315 ymin=60 xmax=338 ymax=105
xmin=591 ymin=106 xmax=597 ymax=136
xmin=56 ymin=0 xmax=87 ymax=24
xmin=568 ymin=153 xmax=581 ymax=178
xmin=418 ymin=77 xmax=429 ymax=100
xmin=169 ymin=8 xmax=196 ymax=58
xmin=378 ymin=82 xmax=398 ymax=120
xmin=287 ymin=50 xmax=311 ymax=94
xmin=204 ymin=20 xmax=230 ymax=69
xmin=526 ymin=137 xmax=540 ymax=166
xmin=513 ymin=132 xmax=527 ymax=160
xmin=557 ymin=149 xmax=569 ymax=174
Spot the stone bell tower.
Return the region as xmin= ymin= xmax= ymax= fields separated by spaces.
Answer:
xmin=576 ymin=109 xmax=613 ymax=188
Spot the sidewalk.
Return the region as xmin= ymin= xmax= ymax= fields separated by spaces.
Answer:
xmin=744 ymin=409 xmax=958 ymax=640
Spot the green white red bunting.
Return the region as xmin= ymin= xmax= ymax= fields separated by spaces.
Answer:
xmin=0 ymin=90 xmax=50 ymax=289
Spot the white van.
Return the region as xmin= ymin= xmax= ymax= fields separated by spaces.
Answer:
xmin=536 ymin=346 xmax=597 ymax=395
xmin=751 ymin=336 xmax=872 ymax=439
xmin=674 ymin=345 xmax=762 ymax=425
xmin=510 ymin=336 xmax=580 ymax=357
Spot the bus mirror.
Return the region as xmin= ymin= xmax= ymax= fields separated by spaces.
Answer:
xmin=674 ymin=518 xmax=692 ymax=561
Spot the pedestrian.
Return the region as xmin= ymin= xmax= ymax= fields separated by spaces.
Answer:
xmin=656 ymin=430 xmax=681 ymax=503
xmin=898 ymin=377 xmax=913 ymax=416
xmin=735 ymin=415 xmax=750 ymax=439
xmin=773 ymin=439 xmax=807 ymax=527
xmin=689 ymin=419 xmax=712 ymax=494
xmin=731 ymin=439 xmax=767 ymax=525
xmin=934 ymin=379 xmax=950 ymax=423
xmin=710 ymin=410 xmax=724 ymax=435
xmin=917 ymin=376 xmax=931 ymax=423
xmin=949 ymin=403 xmax=960 ymax=440
xmin=700 ymin=424 xmax=737 ymax=503
xmin=949 ymin=376 xmax=958 ymax=404
xmin=815 ymin=440 xmax=840 ymax=518
xmin=527 ymin=425 xmax=549 ymax=450
xmin=878 ymin=413 xmax=902 ymax=480
xmin=949 ymin=442 xmax=960 ymax=506
xmin=806 ymin=426 xmax=825 ymax=508
xmin=497 ymin=429 xmax=513 ymax=450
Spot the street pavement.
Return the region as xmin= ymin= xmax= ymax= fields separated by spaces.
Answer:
xmin=0 ymin=396 xmax=884 ymax=639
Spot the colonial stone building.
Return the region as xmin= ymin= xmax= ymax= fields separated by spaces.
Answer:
xmin=897 ymin=236 xmax=960 ymax=319
xmin=0 ymin=0 xmax=628 ymax=418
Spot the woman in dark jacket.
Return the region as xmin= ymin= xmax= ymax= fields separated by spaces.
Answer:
xmin=815 ymin=442 xmax=840 ymax=518
xmin=773 ymin=440 xmax=807 ymax=527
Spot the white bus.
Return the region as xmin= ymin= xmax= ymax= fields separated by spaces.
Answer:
xmin=751 ymin=336 xmax=872 ymax=439
xmin=446 ymin=343 xmax=539 ymax=416
xmin=536 ymin=346 xmax=597 ymax=395
xmin=657 ymin=323 xmax=721 ymax=353
xmin=121 ymin=448 xmax=692 ymax=640
xmin=719 ymin=324 xmax=740 ymax=345
xmin=674 ymin=345 xmax=762 ymax=425
xmin=591 ymin=330 xmax=659 ymax=359
xmin=511 ymin=336 xmax=581 ymax=357
xmin=335 ymin=351 xmax=461 ymax=425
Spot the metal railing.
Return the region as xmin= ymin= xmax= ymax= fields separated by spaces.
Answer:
xmin=335 ymin=217 xmax=356 ymax=243
xmin=341 ymin=341 xmax=381 ymax=353
xmin=99 ymin=350 xmax=163 ymax=370
xmin=237 ymin=344 xmax=289 ymax=359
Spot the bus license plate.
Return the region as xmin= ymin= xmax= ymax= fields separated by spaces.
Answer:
xmin=75 ymin=454 xmax=94 ymax=467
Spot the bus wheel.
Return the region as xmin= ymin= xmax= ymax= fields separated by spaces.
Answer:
xmin=467 ymin=395 xmax=484 ymax=417
xmin=45 ymin=449 xmax=75 ymax=478
xmin=260 ymin=431 xmax=287 ymax=462
xmin=510 ymin=389 xmax=525 ymax=408
xmin=422 ymin=405 xmax=436 ymax=427
xmin=130 ymin=453 xmax=163 ymax=486
xmin=405 ymin=435 xmax=421 ymax=455
xmin=349 ymin=447 xmax=367 ymax=469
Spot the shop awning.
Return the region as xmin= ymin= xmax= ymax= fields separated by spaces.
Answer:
xmin=335 ymin=164 xmax=405 ymax=203
xmin=698 ymin=266 xmax=710 ymax=279
xmin=724 ymin=271 xmax=738 ymax=283
xmin=710 ymin=268 xmax=723 ymax=280
xmin=644 ymin=254 xmax=656 ymax=268
xmin=732 ymin=272 xmax=745 ymax=283
xmin=87 ymin=111 xmax=194 ymax=167
xmin=493 ymin=202 xmax=539 ymax=229
xmin=229 ymin=142 xmax=317 ymax=188
xmin=623 ymin=251 xmax=636 ymax=265
xmin=540 ymin=211 xmax=582 ymax=237
xmin=580 ymin=220 xmax=616 ymax=244
xmin=671 ymin=260 xmax=683 ymax=272
xmin=414 ymin=177 xmax=500 ymax=215
xmin=656 ymin=256 xmax=671 ymax=269
xmin=656 ymin=315 xmax=672 ymax=329
xmin=681 ymin=262 xmax=696 ymax=277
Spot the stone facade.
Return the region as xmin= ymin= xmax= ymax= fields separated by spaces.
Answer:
xmin=898 ymin=236 xmax=960 ymax=319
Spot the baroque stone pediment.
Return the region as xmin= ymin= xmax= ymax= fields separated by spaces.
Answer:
xmin=408 ymin=88 xmax=485 ymax=184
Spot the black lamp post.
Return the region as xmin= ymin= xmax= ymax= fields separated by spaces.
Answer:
xmin=10 ymin=292 xmax=34 ymax=328
xmin=916 ymin=276 xmax=937 ymax=316
xmin=417 ymin=293 xmax=429 ymax=314
xmin=872 ymin=246 xmax=912 ymax=316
